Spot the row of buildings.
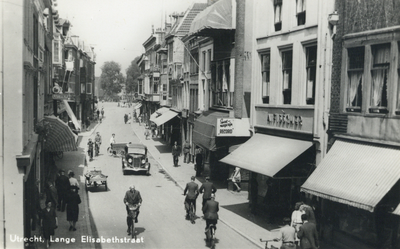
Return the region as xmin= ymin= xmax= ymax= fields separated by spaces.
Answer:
xmin=1 ymin=0 xmax=96 ymax=248
xmin=135 ymin=0 xmax=400 ymax=248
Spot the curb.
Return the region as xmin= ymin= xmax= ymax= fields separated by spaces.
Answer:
xmin=130 ymin=122 xmax=264 ymax=249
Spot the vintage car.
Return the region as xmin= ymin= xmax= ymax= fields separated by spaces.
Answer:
xmin=122 ymin=143 xmax=151 ymax=175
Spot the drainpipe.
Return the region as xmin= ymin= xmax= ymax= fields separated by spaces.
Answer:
xmin=234 ymin=0 xmax=245 ymax=119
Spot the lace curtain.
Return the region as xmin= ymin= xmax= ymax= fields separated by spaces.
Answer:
xmin=371 ymin=70 xmax=386 ymax=107
xmin=348 ymin=72 xmax=362 ymax=106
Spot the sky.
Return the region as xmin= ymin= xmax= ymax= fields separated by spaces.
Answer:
xmin=57 ymin=0 xmax=207 ymax=77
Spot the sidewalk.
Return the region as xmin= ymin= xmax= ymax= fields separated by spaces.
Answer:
xmin=33 ymin=122 xmax=100 ymax=249
xmin=130 ymin=121 xmax=280 ymax=249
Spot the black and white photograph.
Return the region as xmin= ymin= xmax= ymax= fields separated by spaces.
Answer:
xmin=1 ymin=0 xmax=400 ymax=248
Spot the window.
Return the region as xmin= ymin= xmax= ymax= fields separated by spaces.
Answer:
xmin=202 ymin=51 xmax=206 ymax=72
xmin=274 ymin=0 xmax=282 ymax=31
xmin=370 ymin=44 xmax=390 ymax=113
xmin=296 ymin=0 xmax=306 ymax=26
xmin=207 ymin=49 xmax=212 ymax=72
xmin=211 ymin=60 xmax=231 ymax=107
xmin=306 ymin=46 xmax=317 ymax=104
xmin=190 ymin=51 xmax=199 ymax=75
xmin=86 ymin=83 xmax=92 ymax=94
xmin=53 ymin=39 xmax=62 ymax=64
xmin=138 ymin=81 xmax=143 ymax=94
xmin=346 ymin=47 xmax=364 ymax=112
xmin=153 ymin=82 xmax=158 ymax=94
xmin=261 ymin=53 xmax=270 ymax=104
xmin=282 ymin=50 xmax=293 ymax=104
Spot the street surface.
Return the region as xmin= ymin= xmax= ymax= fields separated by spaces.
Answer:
xmin=86 ymin=102 xmax=256 ymax=249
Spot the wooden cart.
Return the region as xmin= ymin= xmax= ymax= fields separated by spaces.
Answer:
xmin=84 ymin=167 xmax=108 ymax=191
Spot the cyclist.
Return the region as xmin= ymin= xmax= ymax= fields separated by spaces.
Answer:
xmin=109 ymin=133 xmax=116 ymax=148
xmin=124 ymin=185 xmax=142 ymax=235
xmin=94 ymin=132 xmax=102 ymax=156
xmin=183 ymin=176 xmax=199 ymax=220
xmin=202 ymin=193 xmax=219 ymax=234
xmin=87 ymin=138 xmax=94 ymax=160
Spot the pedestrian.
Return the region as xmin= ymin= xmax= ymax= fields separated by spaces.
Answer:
xmin=68 ymin=171 xmax=79 ymax=190
xmin=300 ymin=203 xmax=316 ymax=225
xmin=291 ymin=202 xmax=305 ymax=246
xmin=144 ymin=128 xmax=150 ymax=140
xmin=101 ymin=108 xmax=104 ymax=117
xmin=55 ymin=170 xmax=70 ymax=212
xmin=124 ymin=114 xmax=128 ymax=124
xmin=46 ymin=181 xmax=58 ymax=210
xmin=183 ymin=140 xmax=191 ymax=164
xmin=297 ymin=214 xmax=319 ymax=249
xmin=172 ymin=141 xmax=181 ymax=167
xmin=230 ymin=167 xmax=241 ymax=192
xmin=66 ymin=186 xmax=81 ymax=231
xmin=87 ymin=138 xmax=94 ymax=160
xmin=195 ymin=147 xmax=203 ymax=177
xmin=41 ymin=201 xmax=58 ymax=248
xmin=273 ymin=217 xmax=296 ymax=249
xmin=85 ymin=117 xmax=90 ymax=131
xmin=138 ymin=114 xmax=143 ymax=126
xmin=96 ymin=109 xmax=100 ymax=119
xmin=199 ymin=176 xmax=217 ymax=208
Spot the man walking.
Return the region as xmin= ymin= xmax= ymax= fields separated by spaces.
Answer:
xmin=297 ymin=214 xmax=319 ymax=249
xmin=55 ymin=170 xmax=70 ymax=212
xmin=172 ymin=141 xmax=181 ymax=167
xmin=199 ymin=177 xmax=217 ymax=208
xmin=183 ymin=176 xmax=199 ymax=220
xmin=273 ymin=217 xmax=296 ymax=249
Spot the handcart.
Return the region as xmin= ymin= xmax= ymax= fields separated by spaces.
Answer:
xmin=84 ymin=167 xmax=108 ymax=191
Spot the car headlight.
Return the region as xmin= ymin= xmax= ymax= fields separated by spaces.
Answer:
xmin=128 ymin=158 xmax=133 ymax=163
xmin=141 ymin=159 xmax=146 ymax=164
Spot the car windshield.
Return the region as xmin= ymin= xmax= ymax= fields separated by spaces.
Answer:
xmin=127 ymin=148 xmax=145 ymax=154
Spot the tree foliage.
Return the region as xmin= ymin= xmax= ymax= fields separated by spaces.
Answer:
xmin=100 ymin=61 xmax=125 ymax=97
xmin=125 ymin=56 xmax=141 ymax=94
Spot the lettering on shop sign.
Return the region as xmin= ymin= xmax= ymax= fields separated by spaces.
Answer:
xmin=266 ymin=113 xmax=303 ymax=130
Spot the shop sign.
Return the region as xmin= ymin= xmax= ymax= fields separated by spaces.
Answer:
xmin=217 ymin=118 xmax=251 ymax=137
xmin=52 ymin=93 xmax=76 ymax=101
xmin=266 ymin=113 xmax=303 ymax=128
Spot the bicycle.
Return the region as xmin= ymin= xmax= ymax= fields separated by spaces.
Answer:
xmin=127 ymin=204 xmax=139 ymax=239
xmin=206 ymin=223 xmax=217 ymax=249
xmin=260 ymin=238 xmax=280 ymax=249
xmin=188 ymin=201 xmax=196 ymax=224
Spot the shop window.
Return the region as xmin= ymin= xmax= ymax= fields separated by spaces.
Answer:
xmin=86 ymin=83 xmax=92 ymax=94
xmin=274 ymin=0 xmax=282 ymax=31
xmin=369 ymin=44 xmax=390 ymax=113
xmin=296 ymin=0 xmax=306 ymax=26
xmin=261 ymin=53 xmax=270 ymax=104
xmin=306 ymin=45 xmax=317 ymax=105
xmin=282 ymin=50 xmax=293 ymax=104
xmin=346 ymin=47 xmax=364 ymax=112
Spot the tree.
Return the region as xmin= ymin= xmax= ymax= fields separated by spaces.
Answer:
xmin=100 ymin=61 xmax=124 ymax=98
xmin=125 ymin=56 xmax=141 ymax=95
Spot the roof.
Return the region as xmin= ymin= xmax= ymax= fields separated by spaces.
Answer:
xmin=167 ymin=3 xmax=208 ymax=38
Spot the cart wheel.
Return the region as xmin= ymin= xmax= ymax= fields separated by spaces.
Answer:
xmin=104 ymin=182 xmax=108 ymax=191
xmin=107 ymin=147 xmax=113 ymax=156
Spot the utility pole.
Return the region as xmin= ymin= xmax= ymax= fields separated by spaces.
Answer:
xmin=234 ymin=0 xmax=245 ymax=119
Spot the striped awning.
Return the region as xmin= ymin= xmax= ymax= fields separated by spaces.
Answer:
xmin=134 ymin=103 xmax=142 ymax=109
xmin=42 ymin=115 xmax=78 ymax=152
xmin=153 ymin=110 xmax=179 ymax=126
xmin=301 ymin=139 xmax=400 ymax=212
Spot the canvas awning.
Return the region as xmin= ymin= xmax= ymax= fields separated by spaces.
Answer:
xmin=220 ymin=134 xmax=313 ymax=177
xmin=193 ymin=110 xmax=229 ymax=151
xmin=63 ymin=100 xmax=81 ymax=130
xmin=301 ymin=139 xmax=400 ymax=212
xmin=188 ymin=0 xmax=235 ymax=37
xmin=153 ymin=110 xmax=179 ymax=126
xmin=150 ymin=107 xmax=170 ymax=122
xmin=134 ymin=103 xmax=142 ymax=109
xmin=41 ymin=115 xmax=78 ymax=152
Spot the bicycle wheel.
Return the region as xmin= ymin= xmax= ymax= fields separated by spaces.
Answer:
xmin=131 ymin=218 xmax=135 ymax=239
xmin=210 ymin=227 xmax=215 ymax=249
xmin=107 ymin=147 xmax=113 ymax=156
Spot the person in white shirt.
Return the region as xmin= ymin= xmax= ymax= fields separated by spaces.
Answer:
xmin=109 ymin=133 xmax=116 ymax=147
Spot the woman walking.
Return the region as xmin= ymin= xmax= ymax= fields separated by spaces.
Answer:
xmin=66 ymin=186 xmax=81 ymax=231
xmin=41 ymin=201 xmax=58 ymax=248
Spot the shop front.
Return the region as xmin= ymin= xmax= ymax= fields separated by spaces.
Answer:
xmin=301 ymin=138 xmax=400 ymax=249
xmin=151 ymin=108 xmax=181 ymax=146
xmin=220 ymin=133 xmax=315 ymax=221
xmin=193 ymin=110 xmax=251 ymax=180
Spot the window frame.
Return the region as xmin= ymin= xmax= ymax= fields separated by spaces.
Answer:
xmin=261 ymin=52 xmax=271 ymax=104
xmin=281 ymin=49 xmax=293 ymax=105
xmin=305 ymin=45 xmax=317 ymax=105
xmin=274 ymin=0 xmax=282 ymax=32
xmin=369 ymin=43 xmax=390 ymax=113
xmin=296 ymin=0 xmax=306 ymax=26
xmin=345 ymin=46 xmax=365 ymax=112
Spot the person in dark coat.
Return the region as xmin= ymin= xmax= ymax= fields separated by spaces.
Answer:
xmin=46 ymin=181 xmax=58 ymax=210
xmin=199 ymin=177 xmax=217 ymax=208
xmin=183 ymin=176 xmax=199 ymax=219
xmin=202 ymin=193 xmax=219 ymax=231
xmin=85 ymin=117 xmax=90 ymax=131
xmin=55 ymin=170 xmax=70 ymax=212
xmin=171 ymin=141 xmax=181 ymax=167
xmin=124 ymin=114 xmax=128 ymax=124
xmin=195 ymin=147 xmax=203 ymax=177
xmin=41 ymin=201 xmax=58 ymax=248
xmin=123 ymin=185 xmax=142 ymax=235
xmin=297 ymin=214 xmax=319 ymax=249
xmin=66 ymin=187 xmax=81 ymax=231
